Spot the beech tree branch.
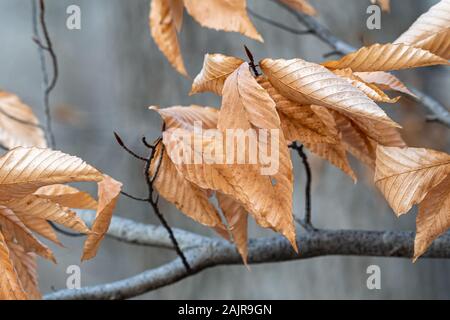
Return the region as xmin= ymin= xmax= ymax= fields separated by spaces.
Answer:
xmin=45 ymin=214 xmax=450 ymax=300
xmin=267 ymin=0 xmax=450 ymax=128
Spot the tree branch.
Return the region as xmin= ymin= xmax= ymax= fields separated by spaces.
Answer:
xmin=269 ymin=0 xmax=450 ymax=128
xmin=44 ymin=215 xmax=450 ymax=300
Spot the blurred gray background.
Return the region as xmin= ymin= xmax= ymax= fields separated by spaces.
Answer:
xmin=0 ymin=0 xmax=449 ymax=299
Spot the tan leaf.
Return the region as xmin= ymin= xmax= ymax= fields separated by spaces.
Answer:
xmin=354 ymin=71 xmax=416 ymax=97
xmin=333 ymin=68 xmax=400 ymax=103
xmin=322 ymin=43 xmax=449 ymax=71
xmin=7 ymin=242 xmax=40 ymax=300
xmin=375 ymin=146 xmax=450 ymax=216
xmin=218 ymin=63 xmax=280 ymax=130
xmin=82 ymin=175 xmax=122 ymax=261
xmin=34 ymin=184 xmax=98 ymax=210
xmin=0 ymin=147 xmax=102 ymax=201
xmin=183 ymin=0 xmax=263 ymax=41
xmin=190 ymin=54 xmax=244 ymax=95
xmin=260 ymin=58 xmax=400 ymax=145
xmin=0 ymin=232 xmax=27 ymax=300
xmin=0 ymin=91 xmax=46 ymax=150
xmin=279 ymin=0 xmax=316 ymax=15
xmin=150 ymin=143 xmax=224 ymax=227
xmin=216 ymin=193 xmax=248 ymax=262
xmin=371 ymin=0 xmax=390 ymax=12
xmin=415 ymin=28 xmax=450 ymax=60
xmin=0 ymin=206 xmax=55 ymax=262
xmin=150 ymin=0 xmax=187 ymax=76
xmin=4 ymin=195 xmax=90 ymax=235
xmin=414 ymin=175 xmax=450 ymax=260
xmin=150 ymin=105 xmax=219 ymax=131
xmin=258 ymin=77 xmax=338 ymax=145
xmin=163 ymin=128 xmax=297 ymax=250
xmin=169 ymin=0 xmax=184 ymax=32
xmin=18 ymin=215 xmax=62 ymax=246
xmin=394 ymin=0 xmax=450 ymax=45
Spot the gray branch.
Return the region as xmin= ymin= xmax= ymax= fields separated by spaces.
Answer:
xmin=272 ymin=0 xmax=450 ymax=128
xmin=45 ymin=215 xmax=450 ymax=300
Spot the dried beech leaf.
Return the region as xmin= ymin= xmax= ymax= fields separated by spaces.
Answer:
xmin=190 ymin=54 xmax=244 ymax=95
xmin=0 ymin=91 xmax=46 ymax=150
xmin=34 ymin=184 xmax=98 ymax=210
xmin=415 ymin=28 xmax=450 ymax=60
xmin=169 ymin=0 xmax=184 ymax=32
xmin=322 ymin=43 xmax=449 ymax=71
xmin=260 ymin=58 xmax=400 ymax=145
xmin=150 ymin=143 xmax=224 ymax=227
xmin=150 ymin=105 xmax=219 ymax=131
xmin=18 ymin=215 xmax=62 ymax=246
xmin=375 ymin=146 xmax=450 ymax=216
xmin=414 ymin=175 xmax=450 ymax=260
xmin=279 ymin=0 xmax=316 ymax=15
xmin=0 ymin=207 xmax=55 ymax=262
xmin=82 ymin=175 xmax=122 ymax=261
xmin=0 ymin=147 xmax=102 ymax=201
xmin=333 ymin=68 xmax=400 ymax=103
xmin=0 ymin=232 xmax=27 ymax=300
xmin=150 ymin=0 xmax=187 ymax=76
xmin=7 ymin=242 xmax=40 ymax=300
xmin=4 ymin=195 xmax=91 ymax=234
xmin=354 ymin=71 xmax=416 ymax=97
xmin=218 ymin=63 xmax=281 ymax=130
xmin=216 ymin=193 xmax=248 ymax=263
xmin=258 ymin=77 xmax=338 ymax=145
xmin=183 ymin=0 xmax=263 ymax=41
xmin=163 ymin=129 xmax=297 ymax=250
xmin=394 ymin=0 xmax=450 ymax=46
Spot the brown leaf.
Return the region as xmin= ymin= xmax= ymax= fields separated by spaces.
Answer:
xmin=7 ymin=242 xmax=40 ymax=300
xmin=258 ymin=77 xmax=338 ymax=145
xmin=414 ymin=175 xmax=450 ymax=260
xmin=0 ymin=232 xmax=27 ymax=300
xmin=333 ymin=68 xmax=400 ymax=103
xmin=150 ymin=105 xmax=219 ymax=131
xmin=183 ymin=0 xmax=263 ymax=41
xmin=375 ymin=146 xmax=450 ymax=216
xmin=34 ymin=184 xmax=98 ymax=210
xmin=216 ymin=193 xmax=248 ymax=262
xmin=150 ymin=0 xmax=187 ymax=76
xmin=0 ymin=147 xmax=102 ymax=201
xmin=82 ymin=175 xmax=122 ymax=261
xmin=394 ymin=0 xmax=450 ymax=46
xmin=218 ymin=63 xmax=280 ymax=130
xmin=0 ymin=206 xmax=55 ymax=262
xmin=169 ymin=0 xmax=184 ymax=32
xmin=353 ymin=71 xmax=416 ymax=98
xmin=415 ymin=28 xmax=450 ymax=60
xmin=322 ymin=43 xmax=449 ymax=71
xmin=260 ymin=58 xmax=400 ymax=145
xmin=371 ymin=0 xmax=390 ymax=12
xmin=0 ymin=91 xmax=46 ymax=150
xmin=4 ymin=195 xmax=91 ymax=234
xmin=190 ymin=54 xmax=244 ymax=95
xmin=279 ymin=0 xmax=316 ymax=15
xmin=150 ymin=143 xmax=224 ymax=227
xmin=18 ymin=215 xmax=62 ymax=246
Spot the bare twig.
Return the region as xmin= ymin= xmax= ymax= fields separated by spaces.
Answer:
xmin=114 ymin=133 xmax=191 ymax=272
xmin=248 ymin=8 xmax=312 ymax=35
xmin=269 ymin=0 xmax=450 ymax=128
xmin=32 ymin=0 xmax=58 ymax=148
xmin=44 ymin=216 xmax=450 ymax=300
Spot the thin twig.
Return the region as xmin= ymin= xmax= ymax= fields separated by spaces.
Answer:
xmin=248 ymin=8 xmax=312 ymax=35
xmin=33 ymin=0 xmax=58 ymax=148
xmin=244 ymin=45 xmax=260 ymax=77
xmin=290 ymin=143 xmax=315 ymax=231
xmin=114 ymin=132 xmax=147 ymax=161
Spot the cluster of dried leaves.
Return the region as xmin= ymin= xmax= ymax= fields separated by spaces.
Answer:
xmin=0 ymin=92 xmax=122 ymax=299
xmin=149 ymin=0 xmax=450 ymax=264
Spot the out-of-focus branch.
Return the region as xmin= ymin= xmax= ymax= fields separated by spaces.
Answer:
xmin=262 ymin=0 xmax=450 ymax=128
xmin=45 ymin=216 xmax=450 ymax=300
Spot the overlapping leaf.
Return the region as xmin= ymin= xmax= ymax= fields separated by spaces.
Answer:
xmin=354 ymin=71 xmax=416 ymax=97
xmin=0 ymin=91 xmax=46 ymax=150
